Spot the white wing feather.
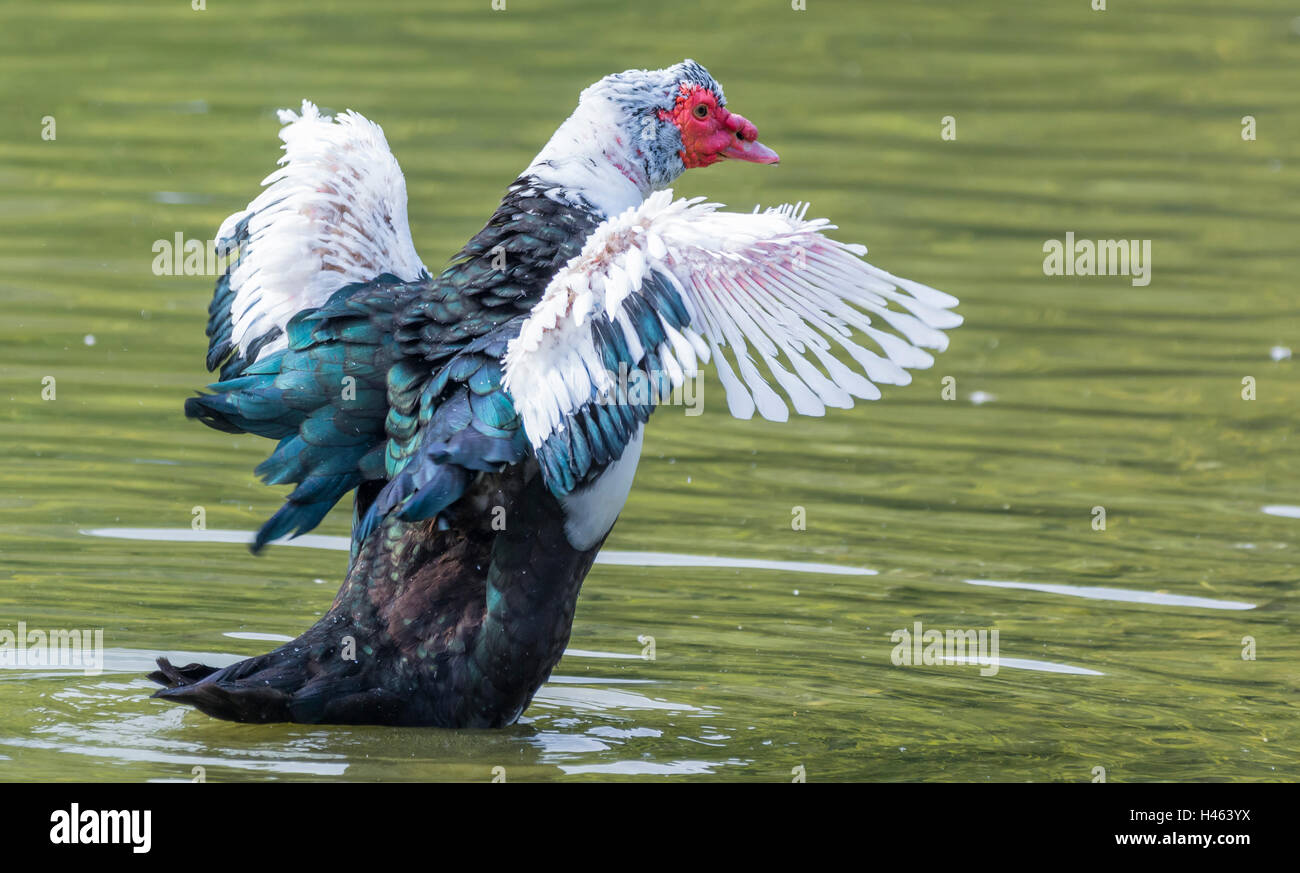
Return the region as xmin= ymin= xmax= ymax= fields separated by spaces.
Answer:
xmin=505 ymin=191 xmax=961 ymax=450
xmin=215 ymin=100 xmax=426 ymax=363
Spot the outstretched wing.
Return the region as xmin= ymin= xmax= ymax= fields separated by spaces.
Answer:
xmin=187 ymin=280 xmax=405 ymax=551
xmin=503 ymin=190 xmax=962 ymax=496
xmin=206 ymin=100 xmax=427 ymax=380
xmin=188 ymin=100 xmax=430 ymax=549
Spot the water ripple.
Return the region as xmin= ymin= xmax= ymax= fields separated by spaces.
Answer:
xmin=81 ymin=527 xmax=875 ymax=576
xmin=965 ymin=579 xmax=1255 ymax=610
xmin=1262 ymin=505 xmax=1300 ymax=519
xmin=938 ymin=655 xmax=1104 ymax=676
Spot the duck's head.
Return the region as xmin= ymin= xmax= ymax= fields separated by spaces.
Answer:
xmin=594 ymin=60 xmax=779 ymax=181
xmin=530 ymin=60 xmax=779 ymax=209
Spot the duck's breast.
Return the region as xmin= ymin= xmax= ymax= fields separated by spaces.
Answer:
xmin=558 ymin=424 xmax=644 ymax=550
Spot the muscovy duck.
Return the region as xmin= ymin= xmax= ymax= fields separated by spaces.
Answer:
xmin=150 ymin=60 xmax=962 ymax=727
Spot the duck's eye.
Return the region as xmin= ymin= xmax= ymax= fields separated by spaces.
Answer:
xmin=693 ymin=103 xmax=709 ymax=120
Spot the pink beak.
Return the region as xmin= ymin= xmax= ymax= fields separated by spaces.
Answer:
xmin=720 ymin=112 xmax=780 ymax=164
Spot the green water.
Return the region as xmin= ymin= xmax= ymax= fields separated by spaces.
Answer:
xmin=1 ymin=0 xmax=1297 ymax=781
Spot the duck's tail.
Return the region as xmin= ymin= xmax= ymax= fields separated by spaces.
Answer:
xmin=148 ymin=608 xmax=409 ymax=725
xmin=149 ymin=656 xmax=297 ymax=724
xmin=149 ymin=658 xmax=408 ymax=725
xmin=147 ymin=659 xmax=219 ymax=688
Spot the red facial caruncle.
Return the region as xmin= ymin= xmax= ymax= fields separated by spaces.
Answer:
xmin=659 ymin=84 xmax=779 ymax=169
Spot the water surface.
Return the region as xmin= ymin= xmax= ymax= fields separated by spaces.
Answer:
xmin=0 ymin=0 xmax=1297 ymax=781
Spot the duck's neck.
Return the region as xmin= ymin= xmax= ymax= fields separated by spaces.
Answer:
xmin=524 ymin=96 xmax=656 ymax=219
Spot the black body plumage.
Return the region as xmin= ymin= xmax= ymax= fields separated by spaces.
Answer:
xmin=154 ymin=177 xmax=609 ymax=726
